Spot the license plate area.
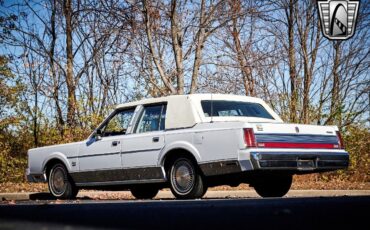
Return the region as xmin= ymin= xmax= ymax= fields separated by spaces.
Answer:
xmin=297 ymin=159 xmax=315 ymax=170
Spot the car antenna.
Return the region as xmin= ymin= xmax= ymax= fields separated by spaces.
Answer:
xmin=211 ymin=93 xmax=213 ymax=123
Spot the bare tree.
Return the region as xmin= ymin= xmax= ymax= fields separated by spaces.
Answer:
xmin=226 ymin=0 xmax=257 ymax=96
xmin=62 ymin=0 xmax=76 ymax=126
xmin=287 ymin=0 xmax=298 ymax=123
xmin=0 ymin=0 xmax=368 ymax=138
xmin=295 ymin=0 xmax=321 ymax=123
xmin=141 ymin=0 xmax=229 ymax=95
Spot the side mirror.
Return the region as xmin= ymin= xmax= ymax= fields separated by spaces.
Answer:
xmin=95 ymin=129 xmax=103 ymax=141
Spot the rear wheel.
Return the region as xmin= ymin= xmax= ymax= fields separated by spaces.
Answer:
xmin=48 ymin=163 xmax=79 ymax=199
xmin=131 ymin=186 xmax=159 ymax=199
xmin=253 ymin=174 xmax=292 ymax=198
xmin=169 ymin=157 xmax=207 ymax=199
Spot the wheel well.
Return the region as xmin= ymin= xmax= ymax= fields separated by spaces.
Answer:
xmin=44 ymin=159 xmax=66 ymax=179
xmin=163 ymin=149 xmax=198 ymax=173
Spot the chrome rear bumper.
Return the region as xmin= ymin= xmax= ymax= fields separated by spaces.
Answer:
xmin=250 ymin=151 xmax=349 ymax=172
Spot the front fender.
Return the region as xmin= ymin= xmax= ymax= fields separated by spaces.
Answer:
xmin=158 ymin=141 xmax=201 ymax=166
xmin=42 ymin=152 xmax=71 ymax=172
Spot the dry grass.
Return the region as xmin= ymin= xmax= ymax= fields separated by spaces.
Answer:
xmin=0 ymin=182 xmax=48 ymax=193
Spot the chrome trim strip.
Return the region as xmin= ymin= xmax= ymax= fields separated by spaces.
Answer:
xmin=67 ymin=148 xmax=162 ymax=159
xmin=255 ymin=133 xmax=338 ymax=137
xmin=121 ymin=148 xmax=162 ymax=155
xmin=75 ymin=179 xmax=166 ymax=187
xmin=70 ymin=166 xmax=165 ymax=184
xmin=199 ymin=160 xmax=242 ymax=176
xmin=250 ymin=151 xmax=349 ymax=171
xmin=77 ymin=165 xmax=158 ymax=173
xmin=250 ymin=151 xmax=349 ymax=158
xmin=255 ymin=134 xmax=339 ymax=144
xmin=165 ymin=124 xmax=196 ymax=131
xmin=199 ymin=158 xmax=238 ymax=164
xmin=68 ymin=151 xmax=121 ymax=159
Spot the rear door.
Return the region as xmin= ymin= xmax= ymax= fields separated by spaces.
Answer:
xmin=121 ymin=104 xmax=166 ymax=169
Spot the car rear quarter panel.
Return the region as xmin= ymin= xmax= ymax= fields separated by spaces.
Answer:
xmin=160 ymin=131 xmax=202 ymax=164
xmin=161 ymin=122 xmax=248 ymax=166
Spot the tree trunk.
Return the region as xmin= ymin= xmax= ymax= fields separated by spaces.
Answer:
xmin=50 ymin=0 xmax=64 ymax=133
xmin=33 ymin=74 xmax=38 ymax=147
xmin=63 ymin=0 xmax=77 ymax=126
xmin=287 ymin=0 xmax=298 ymax=123
xmin=190 ymin=0 xmax=206 ymax=94
xmin=142 ymin=0 xmax=177 ymax=95
xmin=170 ymin=0 xmax=184 ymax=94
xmin=329 ymin=41 xmax=342 ymax=126
xmin=298 ymin=1 xmax=320 ymax=124
xmin=229 ymin=0 xmax=255 ymax=96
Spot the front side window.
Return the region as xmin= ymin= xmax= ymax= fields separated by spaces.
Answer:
xmin=102 ymin=108 xmax=135 ymax=137
xmin=136 ymin=104 xmax=166 ymax=133
xmin=201 ymin=100 xmax=274 ymax=120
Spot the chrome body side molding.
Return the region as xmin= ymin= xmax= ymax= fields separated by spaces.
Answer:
xmin=70 ymin=166 xmax=165 ymax=185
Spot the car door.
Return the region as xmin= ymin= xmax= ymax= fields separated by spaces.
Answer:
xmin=77 ymin=108 xmax=136 ymax=182
xmin=121 ymin=104 xmax=166 ymax=169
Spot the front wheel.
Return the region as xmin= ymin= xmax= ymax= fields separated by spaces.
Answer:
xmin=169 ymin=157 xmax=207 ymax=199
xmin=253 ymin=174 xmax=292 ymax=198
xmin=48 ymin=163 xmax=79 ymax=199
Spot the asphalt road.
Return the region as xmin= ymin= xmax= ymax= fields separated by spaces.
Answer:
xmin=1 ymin=196 xmax=369 ymax=230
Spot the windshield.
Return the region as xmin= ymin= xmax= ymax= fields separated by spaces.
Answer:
xmin=201 ymin=100 xmax=274 ymax=120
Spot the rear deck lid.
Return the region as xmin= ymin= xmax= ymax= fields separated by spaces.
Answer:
xmin=250 ymin=123 xmax=342 ymax=149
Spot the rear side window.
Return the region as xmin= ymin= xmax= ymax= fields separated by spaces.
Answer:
xmin=201 ymin=100 xmax=274 ymax=120
xmin=136 ymin=104 xmax=167 ymax=133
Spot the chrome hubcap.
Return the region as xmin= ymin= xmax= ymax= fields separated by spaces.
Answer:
xmin=172 ymin=160 xmax=195 ymax=194
xmin=50 ymin=166 xmax=67 ymax=195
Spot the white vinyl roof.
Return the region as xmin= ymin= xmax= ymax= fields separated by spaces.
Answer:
xmin=115 ymin=94 xmax=282 ymax=129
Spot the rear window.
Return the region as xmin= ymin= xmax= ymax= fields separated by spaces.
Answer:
xmin=201 ymin=100 xmax=274 ymax=120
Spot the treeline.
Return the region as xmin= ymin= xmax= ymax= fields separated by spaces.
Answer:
xmin=0 ymin=0 xmax=369 ymax=183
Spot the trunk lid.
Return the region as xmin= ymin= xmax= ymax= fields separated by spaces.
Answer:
xmin=248 ymin=123 xmax=341 ymax=149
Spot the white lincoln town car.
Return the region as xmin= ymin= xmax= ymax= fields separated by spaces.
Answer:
xmin=26 ymin=94 xmax=349 ymax=199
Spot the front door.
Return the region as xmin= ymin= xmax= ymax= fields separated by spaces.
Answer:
xmin=77 ymin=108 xmax=136 ymax=183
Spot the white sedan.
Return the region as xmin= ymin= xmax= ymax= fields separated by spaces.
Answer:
xmin=26 ymin=94 xmax=349 ymax=199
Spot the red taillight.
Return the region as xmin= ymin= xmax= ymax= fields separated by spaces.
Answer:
xmin=244 ymin=128 xmax=256 ymax=147
xmin=336 ymin=131 xmax=345 ymax=149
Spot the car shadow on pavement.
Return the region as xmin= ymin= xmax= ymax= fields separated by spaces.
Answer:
xmin=29 ymin=193 xmax=95 ymax=201
xmin=27 ymin=193 xmax=237 ymax=201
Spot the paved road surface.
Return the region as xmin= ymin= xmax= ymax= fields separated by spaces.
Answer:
xmin=1 ymin=189 xmax=369 ymax=200
xmin=1 ymin=196 xmax=369 ymax=230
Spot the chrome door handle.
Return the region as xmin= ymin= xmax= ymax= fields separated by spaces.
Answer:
xmin=112 ymin=141 xmax=120 ymax=146
xmin=152 ymin=137 xmax=159 ymax=142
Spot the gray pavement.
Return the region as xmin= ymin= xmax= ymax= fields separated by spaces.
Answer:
xmin=1 ymin=189 xmax=369 ymax=201
xmin=0 ymin=196 xmax=369 ymax=230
